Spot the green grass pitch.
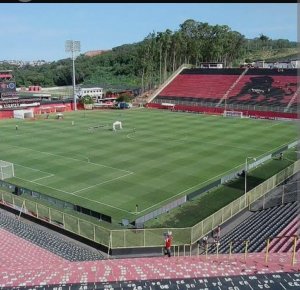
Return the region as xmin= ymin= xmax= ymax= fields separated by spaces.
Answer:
xmin=0 ymin=108 xmax=298 ymax=224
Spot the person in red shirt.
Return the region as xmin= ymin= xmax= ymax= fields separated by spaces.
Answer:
xmin=164 ymin=231 xmax=173 ymax=257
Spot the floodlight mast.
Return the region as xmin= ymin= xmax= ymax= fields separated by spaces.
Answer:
xmin=65 ymin=40 xmax=81 ymax=111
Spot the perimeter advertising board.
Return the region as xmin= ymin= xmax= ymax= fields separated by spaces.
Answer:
xmin=0 ymin=81 xmax=16 ymax=93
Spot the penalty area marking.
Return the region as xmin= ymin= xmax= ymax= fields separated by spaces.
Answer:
xmin=6 ymin=137 xmax=298 ymax=217
xmin=31 ymin=174 xmax=54 ymax=182
xmin=13 ymin=176 xmax=134 ymax=214
xmin=14 ymin=163 xmax=54 ymax=182
xmin=7 ymin=143 xmax=133 ymax=174
xmin=71 ymin=171 xmax=134 ymax=194
xmin=6 ymin=149 xmax=136 ymax=214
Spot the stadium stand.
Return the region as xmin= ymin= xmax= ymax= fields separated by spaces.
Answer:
xmin=0 ymin=65 xmax=299 ymax=289
xmin=207 ymin=202 xmax=298 ymax=254
xmin=158 ymin=68 xmax=242 ymax=100
xmin=266 ymin=217 xmax=299 ymax=253
xmin=203 ymin=171 xmax=299 ymax=256
xmin=157 ymin=73 xmax=239 ymax=100
xmin=0 ymin=195 xmax=299 ymax=289
xmin=0 ymin=228 xmax=67 ymax=271
xmin=150 ymin=68 xmax=299 ymax=118
xmin=0 ymin=209 xmax=105 ymax=261
xmin=226 ymin=69 xmax=298 ymax=109
xmin=253 ymin=172 xmax=300 ymax=210
xmin=0 ymin=224 xmax=299 ymax=289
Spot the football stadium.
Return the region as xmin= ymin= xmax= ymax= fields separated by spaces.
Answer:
xmin=0 ymin=8 xmax=299 ymax=290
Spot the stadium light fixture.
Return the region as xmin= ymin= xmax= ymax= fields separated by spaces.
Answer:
xmin=245 ymin=157 xmax=256 ymax=195
xmin=65 ymin=40 xmax=81 ymax=111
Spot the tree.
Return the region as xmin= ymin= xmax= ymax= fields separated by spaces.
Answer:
xmin=0 ymin=19 xmax=296 ymax=91
xmin=259 ymin=34 xmax=270 ymax=42
xmin=161 ymin=29 xmax=173 ymax=81
xmin=79 ymin=95 xmax=94 ymax=105
xmin=259 ymin=34 xmax=271 ymax=50
xmin=116 ymin=93 xmax=132 ymax=103
xmin=156 ymin=32 xmax=164 ymax=83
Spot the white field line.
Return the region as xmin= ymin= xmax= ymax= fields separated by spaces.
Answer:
xmin=6 ymin=136 xmax=299 ymax=216
xmin=71 ymin=172 xmax=134 ymax=194
xmin=14 ymin=176 xmax=70 ymax=194
xmin=14 ymin=159 xmax=131 ymax=187
xmin=31 ymin=174 xmax=54 ymax=182
xmin=266 ymin=122 xmax=282 ymax=128
xmin=137 ymin=139 xmax=299 ymax=215
xmin=137 ymin=163 xmax=245 ymax=214
xmin=8 ymin=147 xmax=135 ymax=214
xmin=14 ymin=176 xmax=133 ymax=214
xmin=14 ymin=163 xmax=55 ymax=182
xmin=14 ymin=163 xmax=53 ymax=176
xmin=8 ymin=144 xmax=133 ymax=174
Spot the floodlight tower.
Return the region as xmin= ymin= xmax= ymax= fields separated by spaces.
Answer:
xmin=65 ymin=40 xmax=81 ymax=111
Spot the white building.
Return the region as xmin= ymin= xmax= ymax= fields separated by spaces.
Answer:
xmin=254 ymin=59 xmax=300 ymax=69
xmin=290 ymin=60 xmax=300 ymax=68
xmin=199 ymin=62 xmax=224 ymax=69
xmin=78 ymin=87 xmax=104 ymax=103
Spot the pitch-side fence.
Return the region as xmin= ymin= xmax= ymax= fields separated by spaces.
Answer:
xmin=0 ymin=159 xmax=299 ymax=250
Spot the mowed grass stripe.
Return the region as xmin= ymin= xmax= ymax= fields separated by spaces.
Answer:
xmin=0 ymin=109 xmax=297 ymax=222
xmin=0 ymin=143 xmax=130 ymax=193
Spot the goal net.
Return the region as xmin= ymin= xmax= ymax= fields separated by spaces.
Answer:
xmin=14 ymin=109 xmax=34 ymax=119
xmin=112 ymin=121 xmax=123 ymax=131
xmin=223 ymin=110 xmax=243 ymax=118
xmin=0 ymin=160 xmax=14 ymax=180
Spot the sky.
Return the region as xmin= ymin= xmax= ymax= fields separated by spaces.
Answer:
xmin=0 ymin=3 xmax=297 ymax=62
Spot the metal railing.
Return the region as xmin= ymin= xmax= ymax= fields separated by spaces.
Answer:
xmin=147 ymin=64 xmax=191 ymax=103
xmin=1 ymin=160 xmax=299 ymax=250
xmin=154 ymin=98 xmax=298 ymax=114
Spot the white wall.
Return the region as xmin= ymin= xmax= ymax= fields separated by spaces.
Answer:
xmin=13 ymin=109 xmax=34 ymax=119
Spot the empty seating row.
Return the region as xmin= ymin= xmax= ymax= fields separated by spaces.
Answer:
xmin=207 ymin=202 xmax=298 ymax=254
xmin=267 ymin=217 xmax=299 ymax=253
xmin=0 ymin=228 xmax=67 ymax=272
xmin=154 ymin=68 xmax=298 ymax=115
xmin=0 ymin=209 xmax=104 ymax=262
xmin=0 ymin=209 xmax=299 ymax=288
xmin=159 ymin=74 xmax=239 ymax=99
xmin=227 ymin=75 xmax=298 ymax=106
xmin=0 ymin=249 xmax=299 ymax=288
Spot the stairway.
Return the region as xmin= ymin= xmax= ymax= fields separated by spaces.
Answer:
xmin=146 ymin=64 xmax=191 ymax=104
xmin=284 ymin=85 xmax=300 ymax=112
xmin=216 ymin=67 xmax=249 ymax=107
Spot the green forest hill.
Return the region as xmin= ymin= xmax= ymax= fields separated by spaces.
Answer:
xmin=0 ymin=19 xmax=297 ymax=93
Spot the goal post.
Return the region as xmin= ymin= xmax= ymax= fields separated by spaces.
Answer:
xmin=0 ymin=160 xmax=14 ymax=180
xmin=112 ymin=121 xmax=123 ymax=131
xmin=223 ymin=110 xmax=243 ymax=118
xmin=13 ymin=109 xmax=34 ymax=119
